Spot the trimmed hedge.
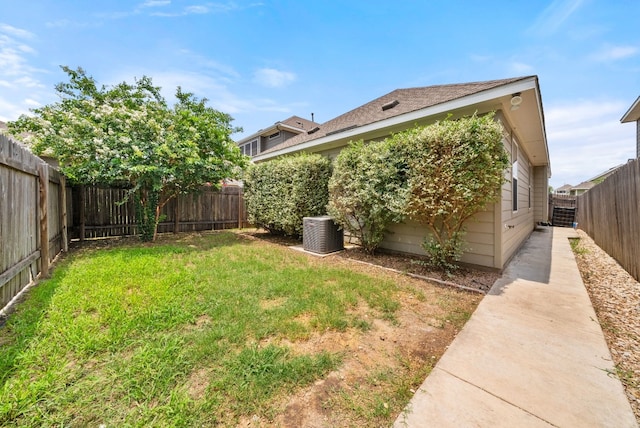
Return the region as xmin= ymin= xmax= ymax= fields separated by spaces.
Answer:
xmin=244 ymin=153 xmax=331 ymax=238
xmin=327 ymin=139 xmax=408 ymax=253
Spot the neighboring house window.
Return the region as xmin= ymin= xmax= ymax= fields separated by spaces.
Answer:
xmin=512 ymin=140 xmax=518 ymax=212
xmin=240 ymin=139 xmax=258 ymax=156
xmin=268 ymin=132 xmax=280 ymax=140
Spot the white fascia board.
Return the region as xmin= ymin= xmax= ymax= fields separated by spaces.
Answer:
xmin=621 ymin=96 xmax=640 ymax=123
xmin=253 ymin=77 xmax=539 ymax=162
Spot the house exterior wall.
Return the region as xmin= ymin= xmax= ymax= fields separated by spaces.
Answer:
xmin=263 ymin=130 xmax=298 ymax=152
xmin=499 ymin=123 xmax=536 ymax=267
xmin=382 ymin=206 xmax=497 ymax=268
xmin=533 ymin=166 xmax=549 ymax=223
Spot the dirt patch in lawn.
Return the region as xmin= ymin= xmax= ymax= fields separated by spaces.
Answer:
xmin=238 ymin=230 xmax=487 ymax=427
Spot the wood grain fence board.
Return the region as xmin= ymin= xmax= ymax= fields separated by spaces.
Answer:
xmin=577 ymin=159 xmax=640 ymax=281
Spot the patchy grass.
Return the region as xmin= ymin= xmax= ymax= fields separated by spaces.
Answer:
xmin=0 ymin=231 xmax=482 ymax=427
xmin=569 ymin=237 xmax=589 ymax=255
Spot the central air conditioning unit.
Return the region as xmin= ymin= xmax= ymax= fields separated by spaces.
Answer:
xmin=303 ymin=216 xmax=344 ymax=254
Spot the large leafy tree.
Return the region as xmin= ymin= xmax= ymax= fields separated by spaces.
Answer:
xmin=9 ymin=66 xmax=247 ymax=240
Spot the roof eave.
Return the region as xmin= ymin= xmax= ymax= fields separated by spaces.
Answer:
xmin=621 ymin=96 xmax=640 ymax=123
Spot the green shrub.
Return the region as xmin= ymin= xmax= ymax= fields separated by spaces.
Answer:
xmin=327 ymin=139 xmax=408 ymax=253
xmin=244 ymin=153 xmax=331 ymax=238
xmin=402 ymin=113 xmax=509 ymax=272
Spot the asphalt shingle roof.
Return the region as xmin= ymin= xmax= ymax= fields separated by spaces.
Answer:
xmin=261 ymin=76 xmax=532 ymax=155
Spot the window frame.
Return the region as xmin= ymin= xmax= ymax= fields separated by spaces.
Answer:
xmin=512 ymin=139 xmax=519 ymax=212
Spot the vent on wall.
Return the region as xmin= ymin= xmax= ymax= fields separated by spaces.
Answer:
xmin=303 ymin=216 xmax=344 ymax=254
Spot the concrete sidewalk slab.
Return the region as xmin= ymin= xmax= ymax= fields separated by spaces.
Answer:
xmin=394 ymin=227 xmax=637 ymax=427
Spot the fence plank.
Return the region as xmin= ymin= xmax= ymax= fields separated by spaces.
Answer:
xmin=37 ymin=162 xmax=49 ymax=278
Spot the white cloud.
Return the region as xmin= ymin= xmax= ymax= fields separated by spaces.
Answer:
xmin=545 ymin=100 xmax=636 ymax=188
xmin=140 ymin=0 xmax=171 ymax=7
xmin=590 ymin=45 xmax=638 ymax=62
xmin=150 ymin=2 xmax=240 ymax=17
xmin=0 ymin=24 xmax=51 ymax=121
xmin=528 ymin=0 xmax=585 ymax=36
xmin=509 ymin=61 xmax=534 ymax=74
xmin=185 ymin=5 xmax=210 ymax=14
xmin=177 ymin=49 xmax=240 ymax=79
xmin=0 ymin=24 xmax=35 ymax=40
xmin=24 ymin=98 xmax=41 ymax=107
xmin=253 ymin=68 xmax=296 ymax=88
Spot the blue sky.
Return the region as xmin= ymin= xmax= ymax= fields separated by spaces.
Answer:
xmin=0 ymin=0 xmax=638 ymax=189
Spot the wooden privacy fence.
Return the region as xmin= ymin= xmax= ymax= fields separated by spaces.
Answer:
xmin=71 ymin=185 xmax=248 ymax=240
xmin=577 ymin=159 xmax=640 ymax=282
xmin=0 ymin=134 xmax=68 ymax=311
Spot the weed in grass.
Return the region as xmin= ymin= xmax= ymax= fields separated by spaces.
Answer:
xmin=351 ymin=318 xmax=372 ymax=332
xmin=569 ymin=238 xmax=589 ymax=255
xmin=324 ymin=354 xmax=433 ymax=426
xmin=211 ymin=343 xmax=340 ymax=420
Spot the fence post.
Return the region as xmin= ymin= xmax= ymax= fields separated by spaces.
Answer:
xmin=79 ymin=185 xmax=85 ymax=241
xmin=37 ymin=162 xmax=50 ymax=278
xmin=238 ymin=188 xmax=243 ymax=229
xmin=59 ymin=175 xmax=68 ymax=252
xmin=174 ymin=198 xmax=180 ymax=234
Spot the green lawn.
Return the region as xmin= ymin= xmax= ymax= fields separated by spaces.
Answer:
xmin=0 ymin=232 xmax=407 ymax=427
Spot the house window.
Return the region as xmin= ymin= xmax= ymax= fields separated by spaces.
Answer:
xmin=251 ymin=139 xmax=258 ymax=156
xmin=512 ymin=140 xmax=518 ymax=212
xmin=268 ymin=132 xmax=280 ymax=140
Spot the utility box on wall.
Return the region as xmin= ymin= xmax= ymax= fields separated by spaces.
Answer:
xmin=303 ymin=216 xmax=344 ymax=254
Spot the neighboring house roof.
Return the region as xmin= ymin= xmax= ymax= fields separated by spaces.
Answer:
xmin=254 ymin=75 xmax=549 ymax=168
xmin=572 ymin=180 xmax=596 ymax=191
xmin=236 ymin=115 xmax=320 ymax=145
xmin=0 ymin=121 xmax=7 ymax=131
xmin=588 ymin=164 xmax=625 ymax=182
xmin=555 ymin=184 xmax=573 ymax=192
xmin=621 ymin=96 xmax=640 ymax=123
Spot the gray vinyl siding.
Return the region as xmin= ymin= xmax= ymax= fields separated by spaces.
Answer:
xmin=381 ymin=206 xmax=497 ymax=268
xmin=533 ymin=166 xmax=549 ymax=223
xmin=500 ymin=126 xmax=536 ymax=267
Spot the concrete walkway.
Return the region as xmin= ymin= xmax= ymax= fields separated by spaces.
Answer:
xmin=394 ymin=227 xmax=637 ymax=427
